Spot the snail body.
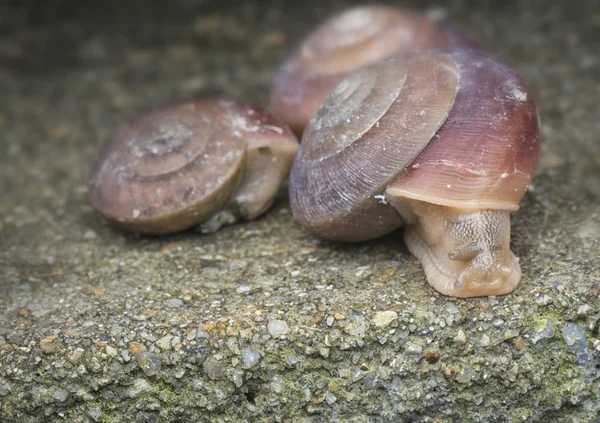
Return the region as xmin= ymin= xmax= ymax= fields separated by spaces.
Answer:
xmin=270 ymin=5 xmax=477 ymax=135
xmin=289 ymin=49 xmax=541 ymax=298
xmin=88 ymin=100 xmax=298 ymax=234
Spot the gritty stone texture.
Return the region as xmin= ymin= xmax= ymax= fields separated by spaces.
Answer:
xmin=0 ymin=0 xmax=599 ymax=422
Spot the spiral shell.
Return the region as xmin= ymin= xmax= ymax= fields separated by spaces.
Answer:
xmin=88 ymin=100 xmax=298 ymax=234
xmin=270 ymin=5 xmax=476 ymax=135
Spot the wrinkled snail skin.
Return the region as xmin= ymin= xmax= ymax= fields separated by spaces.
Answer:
xmin=269 ymin=5 xmax=476 ymax=136
xmin=289 ymin=49 xmax=541 ymax=298
xmin=88 ymin=100 xmax=298 ymax=234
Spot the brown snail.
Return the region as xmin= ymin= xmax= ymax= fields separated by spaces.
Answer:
xmin=88 ymin=99 xmax=299 ymax=234
xmin=289 ymin=49 xmax=541 ymax=298
xmin=270 ymin=5 xmax=477 ymax=135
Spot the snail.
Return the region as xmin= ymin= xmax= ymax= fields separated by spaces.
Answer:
xmin=88 ymin=99 xmax=299 ymax=234
xmin=289 ymin=49 xmax=541 ymax=298
xmin=270 ymin=5 xmax=477 ymax=135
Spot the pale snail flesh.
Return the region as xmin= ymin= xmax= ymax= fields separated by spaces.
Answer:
xmin=88 ymin=100 xmax=299 ymax=234
xmin=289 ymin=49 xmax=541 ymax=298
xmin=270 ymin=5 xmax=477 ymax=135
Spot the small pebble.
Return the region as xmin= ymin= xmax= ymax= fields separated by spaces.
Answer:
xmin=0 ymin=383 xmax=11 ymax=396
xmin=324 ymin=392 xmax=337 ymax=405
xmin=52 ymin=390 xmax=68 ymax=402
xmin=82 ymin=229 xmax=98 ymax=240
xmin=441 ymin=366 xmax=455 ymax=379
xmin=203 ymin=360 xmax=222 ymax=380
xmin=105 ymin=346 xmax=118 ymax=357
xmin=196 ymin=328 xmax=210 ymax=339
xmin=531 ymin=319 xmax=555 ymax=345
xmin=504 ymin=330 xmax=519 ymax=340
xmin=455 ymin=369 xmax=473 ymax=384
xmin=535 ymin=295 xmax=553 ymax=306
xmin=562 ymin=323 xmax=591 ymax=364
xmin=156 ymin=335 xmax=173 ymax=351
xmin=267 ymin=320 xmax=289 ymax=337
xmin=236 ymin=285 xmax=251 ymax=294
xmin=480 ymin=334 xmax=491 ymax=347
xmin=242 ymin=349 xmax=260 ymax=368
xmin=40 ymin=335 xmax=60 ymax=354
xmin=127 ymin=378 xmax=153 ymax=398
xmin=424 ymin=350 xmax=441 ymax=364
xmin=271 ymin=376 xmax=285 ymax=394
xmin=229 ymin=369 xmax=244 ymax=388
xmin=453 ymin=329 xmax=467 ymax=345
xmin=168 ymin=299 xmax=183 ymax=308
xmin=137 ymin=352 xmax=161 ymax=376
xmin=577 ymin=304 xmax=591 ymax=317
xmin=373 ymin=311 xmax=398 ymax=328
xmin=405 ymin=342 xmax=422 ymax=354
xmin=515 ymin=338 xmax=527 ymax=351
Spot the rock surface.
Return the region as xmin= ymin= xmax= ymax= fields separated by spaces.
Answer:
xmin=0 ymin=0 xmax=599 ymax=422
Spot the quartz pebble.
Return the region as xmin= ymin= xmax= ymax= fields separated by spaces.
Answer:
xmin=137 ymin=352 xmax=161 ymax=376
xmin=0 ymin=382 xmax=11 ymax=396
xmin=156 ymin=335 xmax=173 ymax=351
xmin=267 ymin=320 xmax=289 ymax=336
xmin=127 ymin=378 xmax=153 ymax=398
xmin=242 ymin=349 xmax=260 ymax=368
xmin=531 ymin=319 xmax=555 ymax=345
xmin=453 ymin=329 xmax=467 ymax=345
xmin=236 ymin=285 xmax=252 ymax=294
xmin=373 ymin=311 xmax=398 ymax=328
xmin=562 ymin=323 xmax=591 ymax=364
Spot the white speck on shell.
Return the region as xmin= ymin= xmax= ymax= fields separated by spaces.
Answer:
xmin=508 ymin=86 xmax=527 ymax=102
xmin=263 ymin=124 xmax=283 ymax=135
xmin=374 ymin=194 xmax=388 ymax=205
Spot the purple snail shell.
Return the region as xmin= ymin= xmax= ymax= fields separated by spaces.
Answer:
xmin=88 ymin=99 xmax=299 ymax=234
xmin=270 ymin=5 xmax=476 ymax=135
xmin=289 ymin=49 xmax=541 ymax=298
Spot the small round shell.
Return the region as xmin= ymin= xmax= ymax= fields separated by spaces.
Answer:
xmin=270 ymin=5 xmax=475 ymax=135
xmin=89 ymin=100 xmax=298 ymax=234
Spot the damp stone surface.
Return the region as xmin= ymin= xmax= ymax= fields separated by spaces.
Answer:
xmin=0 ymin=0 xmax=599 ymax=422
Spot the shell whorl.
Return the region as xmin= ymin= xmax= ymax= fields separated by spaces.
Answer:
xmin=290 ymin=53 xmax=459 ymax=241
xmin=298 ymin=6 xmax=450 ymax=75
xmin=301 ymin=61 xmax=407 ymax=161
